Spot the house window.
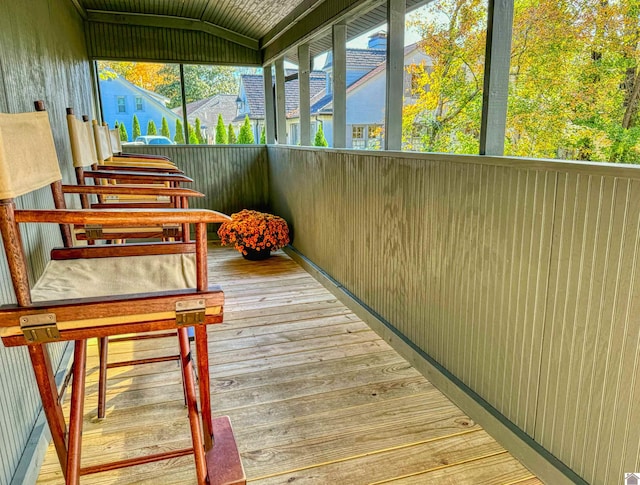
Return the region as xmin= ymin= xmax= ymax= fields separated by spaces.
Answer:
xmin=135 ymin=96 xmax=144 ymax=111
xmin=117 ymin=96 xmax=126 ymax=113
xmin=290 ymin=123 xmax=299 ymax=145
xmin=352 ymin=125 xmax=365 ymax=149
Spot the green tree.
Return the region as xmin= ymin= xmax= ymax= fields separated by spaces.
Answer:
xmin=215 ymin=114 xmax=227 ymax=144
xmin=260 ymin=126 xmax=266 ymax=144
xmin=188 ymin=123 xmax=199 ymax=144
xmin=156 ymin=65 xmax=238 ymax=109
xmin=314 ymin=124 xmax=328 ymax=147
xmin=161 ymin=117 xmax=171 ymax=138
xmin=174 ymin=119 xmax=185 ymax=144
xmin=228 ymin=124 xmax=237 ymax=144
xmin=195 ymin=118 xmax=206 ymax=144
xmin=146 ymin=120 xmax=157 ymax=136
xmin=118 ymin=122 xmax=128 ymax=142
xmin=132 ymin=114 xmax=141 ymax=140
xmin=237 ymin=115 xmax=255 ymax=144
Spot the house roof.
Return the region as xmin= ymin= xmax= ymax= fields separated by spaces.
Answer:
xmin=322 ymin=48 xmax=386 ymax=71
xmin=236 ymin=71 xmax=326 ymax=121
xmin=310 ymin=43 xmax=423 ymax=115
xmin=174 ymin=94 xmax=238 ymax=124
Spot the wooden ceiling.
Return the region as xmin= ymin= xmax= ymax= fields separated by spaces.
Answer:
xmin=76 ymin=0 xmax=428 ymax=64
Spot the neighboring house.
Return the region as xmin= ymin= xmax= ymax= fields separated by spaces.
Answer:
xmin=235 ymin=71 xmax=327 ymax=143
xmin=98 ymin=74 xmax=181 ymax=141
xmin=301 ymin=34 xmax=430 ymax=148
xmin=174 ymin=94 xmax=239 ymax=143
xmin=234 ymin=32 xmax=430 ymax=148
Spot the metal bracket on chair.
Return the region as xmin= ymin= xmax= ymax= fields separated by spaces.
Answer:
xmin=20 ymin=313 xmax=60 ymax=343
xmin=176 ymin=299 xmax=206 ymax=326
xmin=84 ymin=224 xmax=104 ymax=239
xmin=162 ymin=225 xmax=180 ymax=238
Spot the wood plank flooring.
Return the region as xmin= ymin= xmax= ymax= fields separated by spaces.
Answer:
xmin=36 ymin=246 xmax=542 ymax=484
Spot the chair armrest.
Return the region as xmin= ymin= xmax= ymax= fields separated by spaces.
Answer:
xmin=15 ymin=209 xmax=230 ymax=225
xmin=85 ymin=170 xmax=193 ymax=184
xmin=118 ymin=152 xmax=173 ymax=162
xmin=100 ymin=164 xmax=183 ymax=174
xmin=61 ymin=185 xmax=204 ymax=198
xmin=110 ymin=157 xmax=177 ymax=167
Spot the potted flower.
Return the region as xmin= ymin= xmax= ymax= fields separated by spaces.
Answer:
xmin=217 ymin=209 xmax=290 ymax=260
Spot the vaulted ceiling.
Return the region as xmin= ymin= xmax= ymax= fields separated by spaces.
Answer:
xmin=74 ymin=0 xmax=428 ymax=64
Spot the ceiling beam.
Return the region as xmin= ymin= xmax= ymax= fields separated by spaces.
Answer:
xmin=86 ymin=10 xmax=260 ymax=51
xmin=68 ymin=0 xmax=87 ymax=20
xmin=261 ymin=0 xmax=385 ymax=65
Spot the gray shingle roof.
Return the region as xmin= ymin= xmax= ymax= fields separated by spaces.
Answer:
xmin=323 ymin=48 xmax=386 ymax=71
xmin=237 ymin=71 xmax=327 ymax=121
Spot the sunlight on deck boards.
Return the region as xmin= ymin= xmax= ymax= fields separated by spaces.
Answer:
xmin=36 ymin=245 xmax=541 ymax=484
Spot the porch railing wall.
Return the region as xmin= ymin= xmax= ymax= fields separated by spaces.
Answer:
xmin=267 ymin=145 xmax=640 ymax=485
xmin=125 ymin=145 xmax=270 ymax=215
xmin=0 ymin=0 xmax=93 ymax=483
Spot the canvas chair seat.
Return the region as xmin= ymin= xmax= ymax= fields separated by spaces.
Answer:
xmin=32 ymin=253 xmax=196 ymax=301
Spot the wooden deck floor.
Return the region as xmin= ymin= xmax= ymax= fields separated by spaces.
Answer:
xmin=37 ymin=246 xmax=541 ymax=484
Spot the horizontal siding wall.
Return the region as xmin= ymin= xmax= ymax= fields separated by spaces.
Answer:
xmin=125 ymin=145 xmax=269 ymax=215
xmin=0 ymin=0 xmax=93 ymax=483
xmin=86 ymin=22 xmax=261 ymax=65
xmin=267 ymin=146 xmax=640 ymax=485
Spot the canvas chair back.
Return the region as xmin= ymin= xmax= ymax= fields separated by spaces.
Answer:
xmin=93 ymin=120 xmax=113 ymax=163
xmin=66 ymin=113 xmax=99 ymax=169
xmin=0 ymin=111 xmax=62 ymax=200
xmin=109 ymin=128 xmax=123 ymax=154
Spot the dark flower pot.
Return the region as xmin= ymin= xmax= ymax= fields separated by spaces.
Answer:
xmin=242 ymin=247 xmax=272 ymax=261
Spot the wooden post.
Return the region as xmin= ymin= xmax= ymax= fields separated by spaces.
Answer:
xmin=50 ymin=182 xmax=73 ymax=247
xmin=97 ymin=337 xmax=108 ymax=419
xmin=0 ymin=201 xmax=31 ymax=307
xmin=28 ymin=345 xmax=68 ymax=478
xmin=66 ymin=340 xmax=87 ymax=484
xmin=274 ymin=58 xmax=287 ymax=144
xmin=263 ymin=65 xmax=276 ymax=145
xmin=333 ymin=23 xmax=347 ymax=148
xmin=298 ymin=43 xmax=312 ymax=146
xmin=195 ymin=222 xmax=213 ymax=449
xmin=385 ymin=0 xmax=406 ymax=151
xmin=479 ymin=0 xmax=514 ymax=155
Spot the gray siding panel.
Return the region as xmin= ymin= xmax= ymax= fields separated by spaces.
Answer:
xmin=0 ymin=0 xmax=92 ymax=483
xmin=267 ymin=146 xmax=640 ymax=485
xmin=85 ymin=22 xmax=261 ymax=65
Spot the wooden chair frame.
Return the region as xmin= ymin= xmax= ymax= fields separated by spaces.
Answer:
xmin=0 ymin=108 xmax=244 ymax=484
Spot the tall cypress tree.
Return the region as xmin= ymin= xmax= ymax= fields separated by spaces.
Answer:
xmin=161 ymin=117 xmax=171 ymax=138
xmin=228 ymin=124 xmax=237 ymax=144
xmin=237 ymin=115 xmax=255 ymax=144
xmin=146 ymin=120 xmax=157 ymax=135
xmin=188 ymin=123 xmax=198 ymax=144
xmin=174 ymin=119 xmax=185 ymax=144
xmin=195 ymin=118 xmax=206 ymax=144
xmin=119 ymin=122 xmax=128 ymax=142
xmin=215 ymin=114 xmax=227 ymax=144
xmin=132 ymin=115 xmax=141 ymax=140
xmin=314 ymin=124 xmax=328 ymax=147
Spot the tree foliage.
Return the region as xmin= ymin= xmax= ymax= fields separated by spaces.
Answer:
xmin=118 ymin=122 xmax=128 ymax=142
xmin=404 ymin=0 xmax=640 ymax=163
xmin=228 ymin=124 xmax=237 ymax=144
xmin=146 ymin=120 xmax=157 ymax=136
xmin=237 ymin=115 xmax=255 ymax=144
xmin=260 ymin=126 xmax=266 ymax=144
xmin=161 ymin=117 xmax=171 ymax=138
xmin=155 ymin=65 xmax=238 ymax=109
xmin=132 ymin=115 xmax=141 ymax=140
xmin=314 ymin=124 xmax=328 ymax=147
xmin=174 ymin=119 xmax=185 ymax=144
xmin=216 ymin=115 xmax=228 ymax=144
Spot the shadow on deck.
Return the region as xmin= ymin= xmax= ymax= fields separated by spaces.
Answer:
xmin=37 ymin=246 xmax=540 ymax=484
